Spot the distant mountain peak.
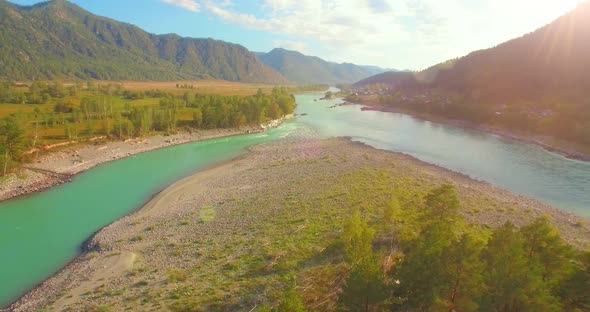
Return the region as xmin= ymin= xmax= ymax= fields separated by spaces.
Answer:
xmin=30 ymin=0 xmax=73 ymax=10
xmin=258 ymin=48 xmax=390 ymax=85
xmin=269 ymin=48 xmax=303 ymax=55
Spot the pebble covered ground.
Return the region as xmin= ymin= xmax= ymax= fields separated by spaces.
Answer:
xmin=4 ymin=137 xmax=589 ymax=312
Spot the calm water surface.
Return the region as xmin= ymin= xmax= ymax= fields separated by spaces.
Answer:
xmin=1 ymin=91 xmax=589 ymax=306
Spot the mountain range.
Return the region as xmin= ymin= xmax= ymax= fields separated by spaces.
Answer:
xmin=257 ymin=48 xmax=390 ymax=85
xmin=0 ymin=0 xmax=292 ymax=83
xmin=0 ymin=0 xmax=386 ymax=85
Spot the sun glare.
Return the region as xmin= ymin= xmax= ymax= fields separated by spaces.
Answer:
xmin=533 ymin=0 xmax=583 ymax=18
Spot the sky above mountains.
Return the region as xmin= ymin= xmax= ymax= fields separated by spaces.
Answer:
xmin=9 ymin=0 xmax=584 ymax=70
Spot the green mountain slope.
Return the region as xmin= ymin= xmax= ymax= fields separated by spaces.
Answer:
xmin=353 ymin=3 xmax=590 ymax=148
xmin=257 ymin=48 xmax=389 ymax=85
xmin=353 ymin=71 xmax=415 ymax=89
xmin=0 ymin=0 xmax=288 ymax=83
xmin=355 ymin=2 xmax=590 ymax=100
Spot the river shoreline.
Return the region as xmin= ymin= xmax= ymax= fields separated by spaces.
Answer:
xmin=355 ymin=102 xmax=590 ymax=162
xmin=0 ymin=115 xmax=293 ymax=202
xmin=5 ymin=137 xmax=589 ymax=311
xmin=0 ymin=156 xmax=245 ymax=311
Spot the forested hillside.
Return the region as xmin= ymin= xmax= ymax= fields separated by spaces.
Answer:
xmin=430 ymin=2 xmax=590 ymax=100
xmin=257 ymin=48 xmax=388 ymax=85
xmin=353 ymin=3 xmax=590 ymax=147
xmin=353 ymin=71 xmax=415 ymax=89
xmin=0 ymin=0 xmax=287 ymax=83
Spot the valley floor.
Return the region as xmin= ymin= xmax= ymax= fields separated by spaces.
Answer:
xmin=7 ymin=138 xmax=589 ymax=312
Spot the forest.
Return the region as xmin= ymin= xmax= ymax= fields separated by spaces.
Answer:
xmin=271 ymin=184 xmax=589 ymax=312
xmin=0 ymin=81 xmax=298 ymax=175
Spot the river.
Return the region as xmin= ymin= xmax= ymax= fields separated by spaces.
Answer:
xmin=1 ymin=91 xmax=589 ymax=306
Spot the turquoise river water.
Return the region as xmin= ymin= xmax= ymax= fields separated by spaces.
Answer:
xmin=1 ymin=91 xmax=589 ymax=306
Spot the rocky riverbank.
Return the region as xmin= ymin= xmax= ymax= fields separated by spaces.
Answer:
xmin=0 ymin=116 xmax=293 ymax=202
xmin=6 ymin=137 xmax=589 ymax=312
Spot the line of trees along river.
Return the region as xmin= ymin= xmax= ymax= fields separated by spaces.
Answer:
xmin=0 ymin=82 xmax=300 ymax=175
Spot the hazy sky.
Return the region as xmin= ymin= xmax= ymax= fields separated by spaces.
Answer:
xmin=9 ymin=0 xmax=584 ymax=70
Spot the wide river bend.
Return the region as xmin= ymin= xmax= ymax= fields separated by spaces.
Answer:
xmin=1 ymin=91 xmax=589 ymax=306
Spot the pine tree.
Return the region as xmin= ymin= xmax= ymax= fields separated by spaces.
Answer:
xmin=391 ymin=220 xmax=457 ymax=310
xmin=481 ymin=222 xmax=560 ymax=312
xmin=520 ymin=217 xmax=574 ymax=285
xmin=558 ymin=251 xmax=590 ymax=311
xmin=391 ymin=185 xmax=482 ymax=311
xmin=438 ymin=234 xmax=484 ymax=311
xmin=423 ymin=183 xmax=460 ymax=222
xmin=339 ymin=255 xmax=387 ymax=312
